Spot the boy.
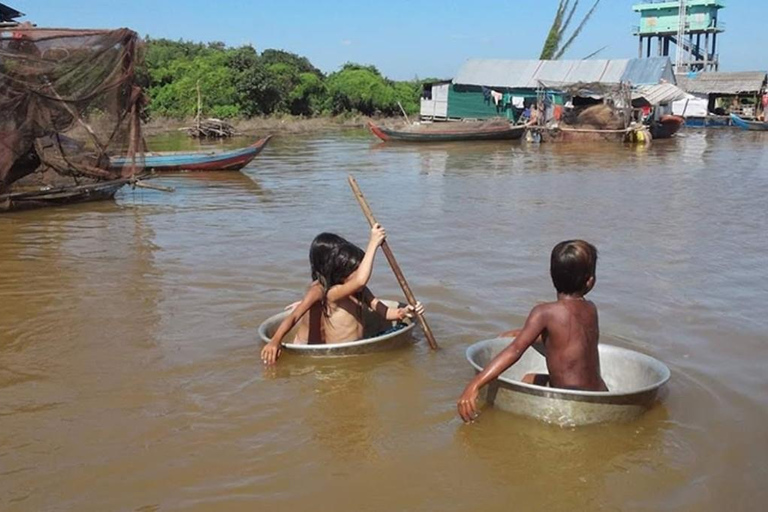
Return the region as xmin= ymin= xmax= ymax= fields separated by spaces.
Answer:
xmin=457 ymin=240 xmax=607 ymax=423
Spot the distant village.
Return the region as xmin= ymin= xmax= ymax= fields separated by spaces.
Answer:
xmin=419 ymin=1 xmax=766 ymax=128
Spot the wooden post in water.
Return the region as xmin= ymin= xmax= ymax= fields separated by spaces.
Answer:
xmin=347 ymin=175 xmax=439 ymax=350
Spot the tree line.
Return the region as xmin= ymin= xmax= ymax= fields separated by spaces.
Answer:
xmin=140 ymin=38 xmax=423 ymax=119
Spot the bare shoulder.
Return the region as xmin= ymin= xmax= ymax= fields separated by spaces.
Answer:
xmin=525 ymin=302 xmax=556 ymax=326
xmin=530 ymin=301 xmax=559 ymax=317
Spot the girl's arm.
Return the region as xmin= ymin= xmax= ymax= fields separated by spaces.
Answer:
xmin=326 ymin=224 xmax=385 ymax=302
xmin=457 ymin=305 xmax=547 ymax=423
xmin=261 ymin=284 xmax=323 ymax=365
xmin=362 ymin=287 xmax=424 ymax=321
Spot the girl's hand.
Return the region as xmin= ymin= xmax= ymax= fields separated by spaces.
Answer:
xmin=397 ymin=301 xmax=424 ymax=320
xmin=369 ymin=223 xmax=386 ymax=247
xmin=261 ymin=341 xmax=282 ymax=365
xmin=457 ymin=384 xmax=480 ymax=423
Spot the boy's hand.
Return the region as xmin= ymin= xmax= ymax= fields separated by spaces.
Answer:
xmin=261 ymin=341 xmax=282 ymax=365
xmin=457 ymin=385 xmax=480 ymax=423
xmin=397 ymin=301 xmax=424 ymax=320
xmin=369 ymin=223 xmax=386 ymax=247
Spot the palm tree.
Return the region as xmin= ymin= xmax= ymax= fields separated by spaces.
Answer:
xmin=540 ymin=0 xmax=601 ymax=60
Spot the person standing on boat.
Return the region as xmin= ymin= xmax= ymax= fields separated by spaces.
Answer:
xmin=457 ymin=240 xmax=607 ymax=422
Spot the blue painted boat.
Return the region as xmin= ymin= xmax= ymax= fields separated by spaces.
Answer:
xmin=110 ymin=136 xmax=271 ymax=172
xmin=730 ymin=114 xmax=768 ymax=132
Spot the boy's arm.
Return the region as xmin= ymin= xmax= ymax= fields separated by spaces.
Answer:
xmin=261 ymin=284 xmax=323 ymax=365
xmin=499 ymin=328 xmax=546 ymax=356
xmin=326 ymin=224 xmax=385 ymax=302
xmin=457 ymin=305 xmax=547 ymax=422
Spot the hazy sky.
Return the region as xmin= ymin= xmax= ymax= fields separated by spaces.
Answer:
xmin=11 ymin=0 xmax=767 ymax=79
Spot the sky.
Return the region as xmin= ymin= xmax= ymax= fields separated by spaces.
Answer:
xmin=10 ymin=0 xmax=768 ymax=80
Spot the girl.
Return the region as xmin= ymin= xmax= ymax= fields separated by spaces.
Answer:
xmin=261 ymin=224 xmax=423 ymax=365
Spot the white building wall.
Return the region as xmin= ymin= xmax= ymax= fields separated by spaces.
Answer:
xmin=420 ymin=83 xmax=450 ymax=119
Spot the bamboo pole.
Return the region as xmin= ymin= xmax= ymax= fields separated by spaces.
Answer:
xmin=347 ymin=175 xmax=438 ymax=350
xmin=397 ymin=101 xmax=412 ymax=125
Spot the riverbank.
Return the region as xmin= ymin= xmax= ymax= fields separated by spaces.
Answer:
xmin=141 ymin=115 xmax=393 ymax=136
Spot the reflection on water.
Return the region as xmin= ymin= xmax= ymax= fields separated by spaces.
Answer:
xmin=1 ymin=128 xmax=767 ymax=511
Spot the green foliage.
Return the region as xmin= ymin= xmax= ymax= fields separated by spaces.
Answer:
xmin=540 ymin=0 xmax=601 ymax=60
xmin=140 ymin=39 xmax=420 ymax=119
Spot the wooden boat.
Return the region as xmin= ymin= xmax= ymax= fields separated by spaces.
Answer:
xmin=1 ymin=179 xmax=128 ymax=213
xmin=258 ymin=299 xmax=415 ymax=356
xmin=730 ymin=114 xmax=768 ymax=132
xmin=110 ymin=136 xmax=271 ymax=172
xmin=648 ymin=115 xmax=684 ymax=139
xmin=466 ymin=338 xmax=670 ymax=426
xmin=368 ymin=120 xmax=525 ymax=142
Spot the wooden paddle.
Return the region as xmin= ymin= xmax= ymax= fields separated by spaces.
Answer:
xmin=348 ymin=175 xmax=439 ymax=350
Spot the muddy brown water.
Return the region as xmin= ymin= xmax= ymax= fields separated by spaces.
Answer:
xmin=1 ymin=129 xmax=767 ymax=511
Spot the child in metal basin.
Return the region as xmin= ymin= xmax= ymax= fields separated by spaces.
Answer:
xmin=457 ymin=240 xmax=607 ymax=422
xmin=261 ymin=224 xmax=423 ymax=365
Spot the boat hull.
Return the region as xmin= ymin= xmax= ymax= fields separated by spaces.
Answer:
xmin=466 ymin=338 xmax=670 ymax=426
xmin=368 ymin=121 xmax=525 ymax=142
xmin=110 ymin=136 xmax=271 ymax=172
xmin=730 ymin=114 xmax=768 ymax=131
xmin=533 ymin=125 xmax=636 ymax=143
xmin=258 ymin=299 xmax=415 ymax=356
xmin=649 ymin=115 xmax=684 ymax=139
xmin=0 ymin=180 xmax=126 ymax=213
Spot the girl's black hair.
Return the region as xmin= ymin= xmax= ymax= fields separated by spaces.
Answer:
xmin=309 ymin=233 xmax=365 ymax=312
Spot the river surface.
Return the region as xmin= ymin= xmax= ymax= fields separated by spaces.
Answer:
xmin=1 ymin=128 xmax=767 ymax=511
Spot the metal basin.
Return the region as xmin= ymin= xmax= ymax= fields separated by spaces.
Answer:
xmin=258 ymin=299 xmax=415 ymax=356
xmin=466 ymin=338 xmax=670 ymax=426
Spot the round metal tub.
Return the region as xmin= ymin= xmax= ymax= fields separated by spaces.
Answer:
xmin=258 ymin=299 xmax=415 ymax=356
xmin=466 ymin=338 xmax=670 ymax=426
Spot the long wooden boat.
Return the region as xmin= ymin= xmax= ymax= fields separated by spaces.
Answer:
xmin=110 ymin=136 xmax=271 ymax=172
xmin=730 ymin=114 xmax=768 ymax=132
xmin=1 ymin=179 xmax=128 ymax=213
xmin=368 ymin=121 xmax=525 ymax=142
xmin=648 ymin=115 xmax=684 ymax=139
xmin=258 ymin=299 xmax=415 ymax=356
xmin=466 ymin=337 xmax=670 ymax=426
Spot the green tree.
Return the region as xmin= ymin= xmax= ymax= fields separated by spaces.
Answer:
xmin=149 ymin=51 xmax=239 ymax=118
xmin=540 ymin=0 xmax=601 ymax=60
xmin=140 ymin=39 xmax=420 ymax=119
xmin=325 ymin=63 xmax=397 ymax=115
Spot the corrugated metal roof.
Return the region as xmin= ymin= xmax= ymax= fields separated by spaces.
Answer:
xmin=453 ymin=57 xmax=674 ymax=89
xmin=676 ymin=71 xmax=767 ymax=94
xmin=620 ymin=57 xmax=674 ymax=85
xmin=0 ymin=3 xmax=24 ymax=22
xmin=602 ymin=60 xmax=631 ymax=83
xmin=633 ymin=83 xmax=691 ymax=105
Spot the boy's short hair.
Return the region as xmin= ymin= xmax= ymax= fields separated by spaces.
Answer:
xmin=550 ymin=240 xmax=598 ymax=295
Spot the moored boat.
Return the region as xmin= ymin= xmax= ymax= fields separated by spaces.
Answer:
xmin=258 ymin=299 xmax=415 ymax=356
xmin=649 ymin=115 xmax=685 ymax=139
xmin=730 ymin=113 xmax=768 ymax=131
xmin=110 ymin=136 xmax=272 ymax=172
xmin=368 ymin=120 xmax=525 ymax=143
xmin=1 ymin=179 xmax=128 ymax=213
xmin=466 ymin=337 xmax=670 ymax=426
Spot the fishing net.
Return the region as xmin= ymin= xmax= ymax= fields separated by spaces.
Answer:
xmin=0 ymin=26 xmax=144 ymax=199
xmin=575 ymin=105 xmax=625 ymax=130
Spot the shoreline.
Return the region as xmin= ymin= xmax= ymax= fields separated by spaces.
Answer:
xmin=141 ymin=115 xmax=398 ymax=136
